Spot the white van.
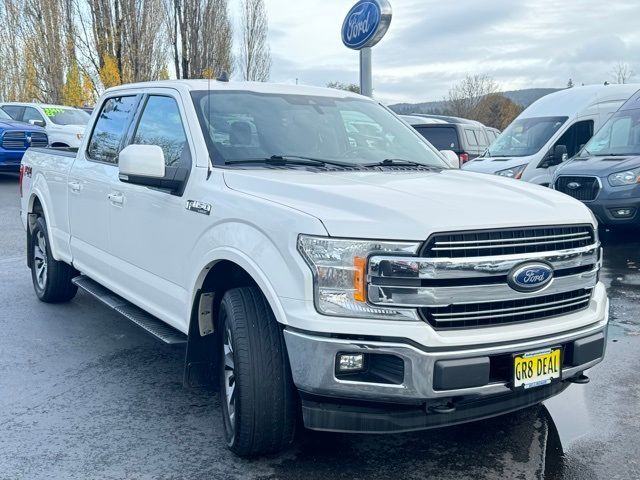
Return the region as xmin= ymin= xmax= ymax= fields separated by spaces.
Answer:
xmin=463 ymin=84 xmax=640 ymax=185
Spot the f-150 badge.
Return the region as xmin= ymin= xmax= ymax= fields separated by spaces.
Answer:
xmin=185 ymin=200 xmax=211 ymax=215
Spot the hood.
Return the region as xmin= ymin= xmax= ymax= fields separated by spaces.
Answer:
xmin=223 ymin=168 xmax=594 ymax=239
xmin=0 ymin=119 xmax=46 ymax=132
xmin=462 ymin=155 xmax=535 ymax=174
xmin=557 ymin=155 xmax=640 ymax=176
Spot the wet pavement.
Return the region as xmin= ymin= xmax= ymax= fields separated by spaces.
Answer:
xmin=0 ymin=173 xmax=638 ymax=480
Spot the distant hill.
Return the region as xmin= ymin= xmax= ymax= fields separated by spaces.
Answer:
xmin=389 ymin=88 xmax=562 ymax=115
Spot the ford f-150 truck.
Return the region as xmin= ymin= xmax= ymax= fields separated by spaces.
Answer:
xmin=20 ymin=80 xmax=608 ymax=456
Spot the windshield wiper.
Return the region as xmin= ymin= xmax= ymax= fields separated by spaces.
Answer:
xmin=227 ymin=155 xmax=355 ymax=168
xmin=363 ymin=158 xmax=439 ymax=168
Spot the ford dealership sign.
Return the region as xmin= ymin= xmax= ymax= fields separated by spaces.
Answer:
xmin=341 ymin=0 xmax=392 ymax=50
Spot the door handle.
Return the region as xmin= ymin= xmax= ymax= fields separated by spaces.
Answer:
xmin=107 ymin=192 xmax=124 ymax=205
xmin=68 ymin=181 xmax=81 ymax=192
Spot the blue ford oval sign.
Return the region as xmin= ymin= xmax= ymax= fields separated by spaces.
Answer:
xmin=508 ymin=263 xmax=554 ymax=292
xmin=342 ymin=0 xmax=392 ymax=50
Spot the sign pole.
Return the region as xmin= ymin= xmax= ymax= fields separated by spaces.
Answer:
xmin=359 ymin=47 xmax=373 ymax=97
xmin=342 ymin=0 xmax=392 ymax=98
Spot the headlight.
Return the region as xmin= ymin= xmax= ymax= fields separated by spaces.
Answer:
xmin=495 ymin=164 xmax=527 ymax=179
xmin=297 ymin=235 xmax=420 ymax=320
xmin=608 ymin=168 xmax=640 ymax=186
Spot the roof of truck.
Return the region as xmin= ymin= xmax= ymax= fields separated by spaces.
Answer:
xmin=521 ymin=84 xmax=640 ymax=118
xmin=105 ymin=79 xmax=367 ymax=99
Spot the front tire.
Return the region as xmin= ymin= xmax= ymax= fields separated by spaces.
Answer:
xmin=218 ymin=287 xmax=296 ymax=456
xmin=30 ymin=216 xmax=78 ymax=303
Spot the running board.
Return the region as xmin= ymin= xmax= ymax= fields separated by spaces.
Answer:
xmin=72 ymin=275 xmax=187 ymax=344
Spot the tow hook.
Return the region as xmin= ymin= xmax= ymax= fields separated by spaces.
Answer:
xmin=429 ymin=402 xmax=456 ymax=414
xmin=567 ymin=373 xmax=590 ymax=384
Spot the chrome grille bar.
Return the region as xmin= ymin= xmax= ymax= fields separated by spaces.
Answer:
xmin=431 ymin=293 xmax=592 ymax=321
xmin=369 ymin=245 xmax=599 ymax=280
xmin=431 ymin=236 xmax=593 ymax=251
xmin=433 ymin=230 xmax=590 ymax=246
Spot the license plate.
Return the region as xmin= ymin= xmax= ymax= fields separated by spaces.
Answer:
xmin=513 ymin=347 xmax=561 ymax=390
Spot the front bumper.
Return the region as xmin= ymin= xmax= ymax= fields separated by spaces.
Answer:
xmin=284 ymin=319 xmax=607 ymax=432
xmin=587 ymin=195 xmax=640 ymax=226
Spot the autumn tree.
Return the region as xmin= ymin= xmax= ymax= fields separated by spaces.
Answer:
xmin=99 ymin=54 xmax=122 ymax=89
xmin=444 ymin=74 xmax=499 ymax=119
xmin=63 ymin=61 xmax=83 ymax=107
xmin=164 ymin=0 xmax=233 ymax=80
xmin=159 ymin=66 xmax=170 ymax=80
xmin=77 ymin=0 xmax=168 ymax=88
xmin=239 ymin=0 xmax=271 ymax=81
xmin=81 ymin=72 xmax=96 ymax=105
xmin=474 ymin=94 xmax=523 ymax=130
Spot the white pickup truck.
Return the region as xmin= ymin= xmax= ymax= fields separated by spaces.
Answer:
xmin=19 ymin=80 xmax=608 ymax=456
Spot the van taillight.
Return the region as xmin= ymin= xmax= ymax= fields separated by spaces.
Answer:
xmin=19 ymin=164 xmax=24 ymax=197
xmin=459 ymin=153 xmax=470 ymax=164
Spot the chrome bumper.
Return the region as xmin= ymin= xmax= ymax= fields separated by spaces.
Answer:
xmin=283 ymin=321 xmax=607 ymax=403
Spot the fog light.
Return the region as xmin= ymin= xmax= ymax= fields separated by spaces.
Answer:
xmin=610 ymin=208 xmax=635 ymax=218
xmin=337 ymin=353 xmax=365 ymax=372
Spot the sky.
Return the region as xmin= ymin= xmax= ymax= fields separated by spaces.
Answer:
xmin=257 ymin=0 xmax=640 ymax=104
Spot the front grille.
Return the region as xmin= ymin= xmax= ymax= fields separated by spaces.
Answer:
xmin=555 ymin=176 xmax=600 ymax=201
xmin=30 ymin=132 xmax=48 ymax=147
xmin=421 ymin=288 xmax=592 ymax=329
xmin=2 ymin=131 xmax=26 ymax=149
xmin=421 ymin=225 xmax=595 ymax=258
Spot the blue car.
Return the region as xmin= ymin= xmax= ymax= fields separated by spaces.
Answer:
xmin=553 ymin=89 xmax=640 ymax=227
xmin=0 ymin=108 xmax=48 ymax=172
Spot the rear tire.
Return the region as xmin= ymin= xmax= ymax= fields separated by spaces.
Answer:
xmin=30 ymin=216 xmax=78 ymax=303
xmin=218 ymin=287 xmax=296 ymax=456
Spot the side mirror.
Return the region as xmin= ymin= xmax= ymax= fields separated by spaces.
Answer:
xmin=119 ymin=144 xmax=166 ymax=178
xmin=29 ymin=119 xmax=46 ymax=128
xmin=440 ymin=149 xmax=460 ymax=168
xmin=553 ymin=144 xmax=568 ymax=164
xmin=117 ymin=144 xmax=188 ymax=196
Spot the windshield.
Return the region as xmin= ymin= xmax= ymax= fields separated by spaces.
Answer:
xmin=487 ymin=116 xmax=568 ymax=157
xmin=191 ymin=90 xmax=447 ymax=168
xmin=44 ymin=107 xmax=90 ymax=126
xmin=578 ymin=109 xmax=640 ymax=157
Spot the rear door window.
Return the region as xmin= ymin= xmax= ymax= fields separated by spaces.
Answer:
xmin=475 ymin=129 xmax=488 ymax=146
xmin=87 ymin=96 xmax=139 ymax=164
xmin=464 ymin=129 xmax=478 ymax=146
xmin=23 ymin=107 xmax=46 ymax=124
xmin=415 ymin=126 xmax=460 ymax=151
xmin=1 ymin=105 xmax=23 ymax=120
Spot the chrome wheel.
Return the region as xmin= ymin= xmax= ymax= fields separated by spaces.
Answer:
xmin=223 ymin=324 xmax=236 ymax=437
xmin=33 ymin=230 xmax=48 ymax=290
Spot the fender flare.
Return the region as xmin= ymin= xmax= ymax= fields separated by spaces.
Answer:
xmin=188 ymin=246 xmax=289 ymax=327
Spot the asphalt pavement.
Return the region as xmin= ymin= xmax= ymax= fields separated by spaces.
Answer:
xmin=0 ymin=173 xmax=638 ymax=480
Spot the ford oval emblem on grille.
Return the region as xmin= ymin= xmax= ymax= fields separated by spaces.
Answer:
xmin=508 ymin=262 xmax=554 ymax=292
xmin=567 ymin=181 xmax=581 ymax=190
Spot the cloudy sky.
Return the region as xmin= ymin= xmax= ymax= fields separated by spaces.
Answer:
xmin=259 ymin=0 xmax=640 ymax=104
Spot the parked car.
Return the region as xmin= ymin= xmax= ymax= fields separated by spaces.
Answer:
xmin=553 ymin=88 xmax=640 ymax=227
xmin=0 ymin=108 xmax=48 ymax=173
xmin=20 ymin=80 xmax=607 ymax=456
xmin=0 ymin=102 xmax=89 ymax=149
xmin=400 ymin=115 xmax=459 ymax=167
xmin=404 ymin=114 xmax=491 ymax=165
xmin=463 ymin=84 xmax=640 ymax=185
